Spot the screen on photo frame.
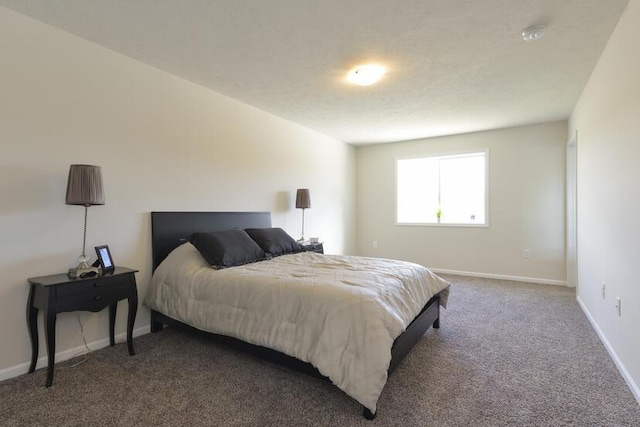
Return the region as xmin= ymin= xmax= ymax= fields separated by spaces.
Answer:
xmin=99 ymin=247 xmax=112 ymax=268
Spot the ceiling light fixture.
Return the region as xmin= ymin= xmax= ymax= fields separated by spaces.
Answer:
xmin=347 ymin=64 xmax=386 ymax=86
xmin=522 ymin=25 xmax=545 ymax=41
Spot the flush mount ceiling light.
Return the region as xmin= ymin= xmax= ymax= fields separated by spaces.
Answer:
xmin=522 ymin=25 xmax=545 ymax=41
xmin=347 ymin=64 xmax=386 ymax=86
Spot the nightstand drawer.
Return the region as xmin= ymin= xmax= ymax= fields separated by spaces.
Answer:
xmin=56 ymin=275 xmax=130 ymax=298
xmin=56 ymin=275 xmax=132 ymax=312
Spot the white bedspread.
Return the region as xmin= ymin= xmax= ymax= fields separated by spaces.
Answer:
xmin=145 ymin=243 xmax=450 ymax=413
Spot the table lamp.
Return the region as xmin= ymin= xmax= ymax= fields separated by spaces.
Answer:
xmin=66 ymin=164 xmax=104 ymax=278
xmin=295 ymin=188 xmax=311 ymax=242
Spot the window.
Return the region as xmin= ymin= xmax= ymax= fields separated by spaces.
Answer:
xmin=396 ymin=151 xmax=488 ymax=226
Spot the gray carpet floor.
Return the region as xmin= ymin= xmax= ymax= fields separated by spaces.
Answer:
xmin=1 ymin=275 xmax=639 ymax=426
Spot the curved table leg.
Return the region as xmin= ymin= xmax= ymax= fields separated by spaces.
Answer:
xmin=44 ymin=309 xmax=56 ymax=387
xmin=126 ymin=291 xmax=138 ymax=356
xmin=26 ymin=284 xmax=39 ymax=374
xmin=109 ymin=303 xmax=117 ymax=346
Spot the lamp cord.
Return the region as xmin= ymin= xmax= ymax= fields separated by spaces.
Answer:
xmin=58 ymin=314 xmax=90 ymax=369
xmin=82 ymin=205 xmax=88 ymax=258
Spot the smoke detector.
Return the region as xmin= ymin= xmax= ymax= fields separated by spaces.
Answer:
xmin=522 ymin=25 xmax=545 ymax=41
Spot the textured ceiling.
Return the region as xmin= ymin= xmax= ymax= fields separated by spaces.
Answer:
xmin=0 ymin=0 xmax=629 ymax=144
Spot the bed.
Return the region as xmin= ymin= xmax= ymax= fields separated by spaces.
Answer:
xmin=145 ymin=211 xmax=450 ymax=419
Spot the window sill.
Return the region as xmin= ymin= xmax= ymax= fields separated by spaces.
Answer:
xmin=395 ymin=222 xmax=489 ymax=228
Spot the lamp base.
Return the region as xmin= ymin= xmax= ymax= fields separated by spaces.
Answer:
xmin=68 ymin=258 xmax=100 ymax=278
xmin=68 ymin=266 xmax=100 ymax=279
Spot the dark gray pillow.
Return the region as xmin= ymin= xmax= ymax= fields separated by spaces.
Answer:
xmin=190 ymin=229 xmax=266 ymax=269
xmin=244 ymin=228 xmax=304 ymax=257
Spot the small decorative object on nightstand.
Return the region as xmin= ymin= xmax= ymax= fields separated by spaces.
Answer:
xmin=301 ymin=242 xmax=324 ymax=254
xmin=26 ymin=267 xmax=138 ymax=387
xmin=94 ymin=245 xmax=115 ymax=274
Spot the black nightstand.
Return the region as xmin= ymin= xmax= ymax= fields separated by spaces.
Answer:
xmin=26 ymin=266 xmax=138 ymax=387
xmin=302 ymin=242 xmax=324 ymax=254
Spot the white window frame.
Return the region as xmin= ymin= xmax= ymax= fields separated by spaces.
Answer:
xmin=395 ymin=150 xmax=489 ymax=227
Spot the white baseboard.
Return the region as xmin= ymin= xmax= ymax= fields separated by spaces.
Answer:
xmin=0 ymin=326 xmax=149 ymax=382
xmin=577 ymin=296 xmax=640 ymax=405
xmin=431 ymin=268 xmax=569 ymax=287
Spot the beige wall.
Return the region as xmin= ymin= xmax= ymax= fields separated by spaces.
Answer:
xmin=0 ymin=7 xmax=355 ymax=378
xmin=569 ymin=0 xmax=640 ymax=401
xmin=356 ymin=122 xmax=567 ymax=283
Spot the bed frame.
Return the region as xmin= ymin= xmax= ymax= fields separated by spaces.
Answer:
xmin=149 ymin=211 xmax=441 ymax=420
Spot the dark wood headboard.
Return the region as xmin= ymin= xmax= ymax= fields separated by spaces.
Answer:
xmin=151 ymin=211 xmax=272 ymax=271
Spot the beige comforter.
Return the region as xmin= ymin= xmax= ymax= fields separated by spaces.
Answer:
xmin=145 ymin=243 xmax=450 ymax=413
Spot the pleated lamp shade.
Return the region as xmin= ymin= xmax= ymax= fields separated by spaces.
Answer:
xmin=295 ymin=189 xmax=311 ymax=209
xmin=65 ymin=164 xmax=105 ymax=206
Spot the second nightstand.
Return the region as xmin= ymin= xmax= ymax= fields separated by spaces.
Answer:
xmin=27 ymin=267 xmax=138 ymax=387
xmin=302 ymin=242 xmax=324 ymax=254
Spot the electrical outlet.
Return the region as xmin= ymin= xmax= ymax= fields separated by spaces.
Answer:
xmin=601 ymin=283 xmax=606 ymax=300
xmin=615 ymin=297 xmax=621 ymax=316
xmin=373 ymin=241 xmax=378 ymax=249
xmin=523 ymin=249 xmax=530 ymax=258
